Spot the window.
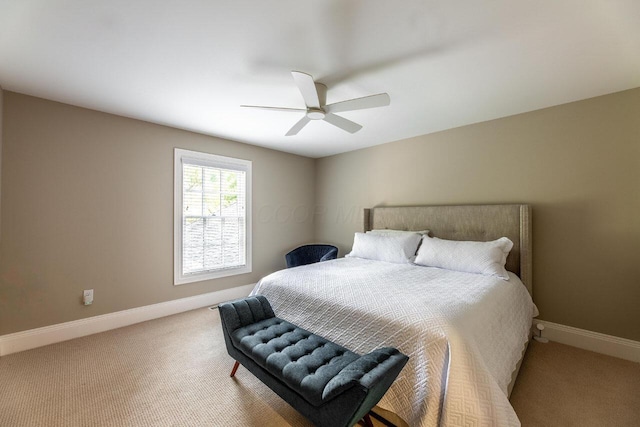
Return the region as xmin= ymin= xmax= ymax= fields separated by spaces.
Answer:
xmin=174 ymin=149 xmax=251 ymax=285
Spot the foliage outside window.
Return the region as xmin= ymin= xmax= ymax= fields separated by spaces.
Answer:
xmin=174 ymin=149 xmax=251 ymax=285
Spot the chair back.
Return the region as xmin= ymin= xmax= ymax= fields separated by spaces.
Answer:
xmin=285 ymin=244 xmax=338 ymax=268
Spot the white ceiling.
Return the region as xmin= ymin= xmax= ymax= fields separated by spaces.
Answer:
xmin=1 ymin=1 xmax=639 ymax=158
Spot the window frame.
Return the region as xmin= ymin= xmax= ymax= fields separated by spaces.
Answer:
xmin=174 ymin=148 xmax=252 ymax=285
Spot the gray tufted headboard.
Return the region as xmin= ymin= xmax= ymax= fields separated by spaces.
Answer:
xmin=363 ymin=204 xmax=532 ymax=297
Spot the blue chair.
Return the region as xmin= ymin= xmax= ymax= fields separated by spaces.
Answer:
xmin=285 ymin=244 xmax=338 ymax=268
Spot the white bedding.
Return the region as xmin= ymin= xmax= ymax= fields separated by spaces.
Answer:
xmin=251 ymin=257 xmax=538 ymax=427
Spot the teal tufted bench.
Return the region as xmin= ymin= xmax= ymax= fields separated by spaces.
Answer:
xmin=218 ymin=295 xmax=409 ymax=427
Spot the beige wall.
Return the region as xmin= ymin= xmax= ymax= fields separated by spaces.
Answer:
xmin=315 ymin=88 xmax=640 ymax=341
xmin=0 ymin=92 xmax=316 ymax=335
xmin=2 ymin=88 xmax=639 ymax=342
xmin=0 ymin=85 xmax=3 ymax=245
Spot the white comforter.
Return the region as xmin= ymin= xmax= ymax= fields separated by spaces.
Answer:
xmin=251 ymin=257 xmax=537 ymax=427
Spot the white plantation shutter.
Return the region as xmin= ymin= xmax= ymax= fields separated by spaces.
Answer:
xmin=174 ymin=149 xmax=251 ymax=285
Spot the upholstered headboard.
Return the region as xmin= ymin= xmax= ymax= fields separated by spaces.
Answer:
xmin=363 ymin=204 xmax=532 ymax=296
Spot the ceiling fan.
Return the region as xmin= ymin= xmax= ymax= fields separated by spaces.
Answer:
xmin=241 ymin=71 xmax=390 ymax=136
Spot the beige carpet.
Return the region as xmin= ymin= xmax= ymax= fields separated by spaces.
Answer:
xmin=510 ymin=339 xmax=640 ymax=426
xmin=1 ymin=308 xmax=638 ymax=426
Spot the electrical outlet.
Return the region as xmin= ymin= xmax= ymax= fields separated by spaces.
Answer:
xmin=83 ymin=289 xmax=94 ymax=306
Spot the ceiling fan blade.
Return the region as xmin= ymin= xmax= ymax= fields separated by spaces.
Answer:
xmin=325 ymin=93 xmax=390 ymax=113
xmin=285 ymin=116 xmax=311 ymax=136
xmin=291 ymin=71 xmax=321 ymax=109
xmin=323 ymin=113 xmax=363 ymax=134
xmin=241 ymin=105 xmax=306 ymax=112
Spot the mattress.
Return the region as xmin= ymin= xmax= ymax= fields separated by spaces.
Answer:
xmin=251 ymin=258 xmax=538 ymax=426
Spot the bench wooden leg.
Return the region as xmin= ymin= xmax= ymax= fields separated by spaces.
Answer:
xmin=230 ymin=361 xmax=240 ymax=377
xmin=363 ymin=413 xmax=374 ymax=427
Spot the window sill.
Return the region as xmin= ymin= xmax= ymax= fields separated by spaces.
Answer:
xmin=174 ymin=265 xmax=252 ymax=286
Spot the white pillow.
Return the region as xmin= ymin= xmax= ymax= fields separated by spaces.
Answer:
xmin=347 ymin=232 xmax=422 ymax=264
xmin=414 ymin=236 xmax=514 ymax=280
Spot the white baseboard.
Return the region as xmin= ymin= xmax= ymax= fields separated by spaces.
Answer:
xmin=534 ymin=320 xmax=640 ymax=363
xmin=0 ymin=284 xmax=255 ymax=357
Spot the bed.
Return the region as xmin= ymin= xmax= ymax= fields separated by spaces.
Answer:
xmin=251 ymin=204 xmax=537 ymax=426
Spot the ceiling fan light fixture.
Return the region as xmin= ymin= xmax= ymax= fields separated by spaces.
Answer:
xmin=306 ymin=109 xmax=325 ymax=120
